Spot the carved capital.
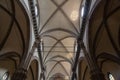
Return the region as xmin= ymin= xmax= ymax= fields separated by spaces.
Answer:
xmin=90 ymin=70 xmax=106 ymax=80
xmin=12 ymin=68 xmax=27 ymax=80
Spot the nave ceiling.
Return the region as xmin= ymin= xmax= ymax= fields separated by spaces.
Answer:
xmin=0 ymin=0 xmax=120 ymax=80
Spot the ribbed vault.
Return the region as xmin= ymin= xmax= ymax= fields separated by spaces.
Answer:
xmin=79 ymin=0 xmax=120 ymax=80
xmin=0 ymin=0 xmax=120 ymax=80
xmin=0 ymin=0 xmax=30 ymax=79
xmin=38 ymin=0 xmax=81 ymax=79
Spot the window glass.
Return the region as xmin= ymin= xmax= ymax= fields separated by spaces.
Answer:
xmin=108 ymin=72 xmax=115 ymax=80
xmin=1 ymin=72 xmax=9 ymax=80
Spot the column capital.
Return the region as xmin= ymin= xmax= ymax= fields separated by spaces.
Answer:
xmin=12 ymin=68 xmax=27 ymax=80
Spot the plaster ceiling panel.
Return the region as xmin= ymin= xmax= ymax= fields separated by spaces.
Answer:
xmin=62 ymin=0 xmax=81 ymax=32
xmin=38 ymin=0 xmax=56 ymax=33
xmin=40 ymin=10 xmax=78 ymax=35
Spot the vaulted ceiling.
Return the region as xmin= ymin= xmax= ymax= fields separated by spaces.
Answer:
xmin=38 ymin=0 xmax=81 ymax=79
xmin=0 ymin=0 xmax=30 ymax=79
xmin=0 ymin=0 xmax=120 ymax=80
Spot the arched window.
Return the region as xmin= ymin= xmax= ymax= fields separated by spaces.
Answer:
xmin=107 ymin=72 xmax=115 ymax=80
xmin=0 ymin=69 xmax=9 ymax=80
xmin=50 ymin=73 xmax=65 ymax=80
